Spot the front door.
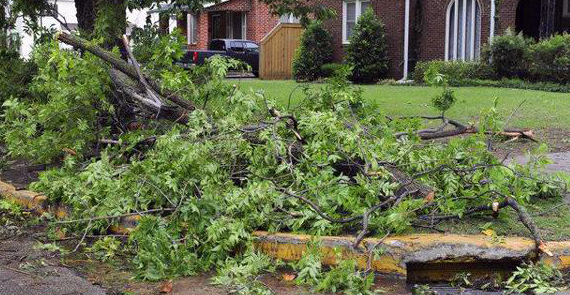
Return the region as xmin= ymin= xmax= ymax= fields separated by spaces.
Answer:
xmin=211 ymin=13 xmax=226 ymax=39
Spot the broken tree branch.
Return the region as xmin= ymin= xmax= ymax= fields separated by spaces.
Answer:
xmin=393 ymin=115 xmax=537 ymax=142
xmin=55 ymin=31 xmax=195 ymax=112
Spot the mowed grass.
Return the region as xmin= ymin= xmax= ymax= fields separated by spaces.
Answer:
xmin=227 ymin=79 xmax=570 ymax=129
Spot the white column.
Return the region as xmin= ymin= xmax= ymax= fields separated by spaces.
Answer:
xmin=169 ymin=15 xmax=177 ymax=34
xmin=470 ymin=0 xmax=476 ymax=60
xmin=403 ymin=0 xmax=410 ymax=81
xmin=461 ymin=0 xmax=467 ymax=60
xmin=453 ymin=0 xmax=459 ymax=60
xmin=187 ymin=13 xmax=192 ymax=44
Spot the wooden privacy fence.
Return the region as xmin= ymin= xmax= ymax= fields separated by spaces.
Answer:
xmin=260 ymin=23 xmax=303 ymax=80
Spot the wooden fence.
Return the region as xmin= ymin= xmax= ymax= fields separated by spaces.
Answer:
xmin=259 ymin=23 xmax=303 ymax=80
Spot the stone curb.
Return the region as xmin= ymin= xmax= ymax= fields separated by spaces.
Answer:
xmin=1 ymin=179 xmax=569 ymax=279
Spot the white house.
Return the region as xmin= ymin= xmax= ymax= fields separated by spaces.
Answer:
xmin=10 ymin=0 xmax=151 ymax=57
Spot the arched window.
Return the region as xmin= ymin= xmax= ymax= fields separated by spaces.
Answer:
xmin=445 ymin=0 xmax=481 ymax=61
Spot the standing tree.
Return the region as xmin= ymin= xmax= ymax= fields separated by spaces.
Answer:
xmin=346 ymin=8 xmax=388 ymax=84
xmin=292 ymin=20 xmax=333 ymax=81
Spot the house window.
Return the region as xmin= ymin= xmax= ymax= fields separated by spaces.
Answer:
xmin=188 ymin=13 xmax=198 ymax=44
xmin=445 ymin=0 xmax=481 ymax=61
xmin=342 ymin=0 xmax=371 ymax=44
xmin=564 ymin=0 xmax=570 ymax=18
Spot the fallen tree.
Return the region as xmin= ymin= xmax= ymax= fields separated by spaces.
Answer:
xmin=49 ymin=31 xmax=566 ymax=251
xmin=1 ymin=29 xmax=566 ymax=293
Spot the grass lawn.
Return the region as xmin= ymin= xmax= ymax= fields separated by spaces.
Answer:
xmin=227 ymin=79 xmax=570 ymax=130
xmin=412 ymin=197 xmax=570 ymax=241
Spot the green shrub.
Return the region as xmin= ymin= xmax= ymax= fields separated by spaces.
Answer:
xmin=0 ymin=49 xmax=37 ymax=102
xmin=531 ymin=33 xmax=570 ymax=84
xmin=484 ymin=28 xmax=534 ymax=78
xmin=346 ymin=8 xmax=389 ymax=84
xmin=413 ymin=60 xmax=493 ymax=84
xmin=292 ymin=21 xmax=333 ymax=81
xmin=1 ymin=42 xmax=113 ymax=164
xmin=456 ymin=78 xmax=570 ymax=92
xmin=321 ymin=63 xmax=345 ymax=78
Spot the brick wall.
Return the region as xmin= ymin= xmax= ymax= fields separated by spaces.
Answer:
xmin=249 ymin=0 xmax=280 ymax=42
xmin=415 ymin=0 xmax=519 ymax=63
xmin=319 ymin=0 xmax=406 ymax=78
xmin=188 ymin=0 xmax=279 ymax=50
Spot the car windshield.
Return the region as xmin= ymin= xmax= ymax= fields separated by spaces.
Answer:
xmin=245 ymin=42 xmax=259 ymax=53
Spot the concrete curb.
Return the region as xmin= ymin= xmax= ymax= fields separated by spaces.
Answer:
xmin=0 ymin=180 xmax=139 ymax=233
xmin=1 ymin=179 xmax=569 ymax=279
xmin=253 ymin=231 xmax=570 ymax=279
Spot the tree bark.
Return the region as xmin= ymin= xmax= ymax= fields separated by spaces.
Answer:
xmin=74 ymin=0 xmax=96 ymax=36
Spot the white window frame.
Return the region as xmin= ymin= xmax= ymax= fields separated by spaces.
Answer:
xmin=342 ymin=0 xmax=371 ymax=44
xmin=187 ymin=13 xmax=198 ymax=45
xmin=445 ymin=0 xmax=481 ymax=61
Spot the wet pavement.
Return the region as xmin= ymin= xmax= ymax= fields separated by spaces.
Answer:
xmin=0 ymin=239 xmax=106 ymax=295
xmin=510 ymin=152 xmax=570 ymax=174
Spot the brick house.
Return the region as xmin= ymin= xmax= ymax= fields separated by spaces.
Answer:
xmin=156 ymin=0 xmax=570 ymax=80
xmin=320 ymin=0 xmax=570 ymax=79
xmin=151 ymin=0 xmax=286 ymax=50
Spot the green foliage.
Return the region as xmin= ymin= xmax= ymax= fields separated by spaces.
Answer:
xmin=413 ymin=60 xmax=494 ymax=84
xmin=424 ymin=67 xmax=457 ymax=115
xmin=316 ymin=260 xmax=376 ymax=295
xmin=258 ymin=0 xmax=336 ymax=26
xmin=2 ymin=41 xmax=113 ymax=163
xmin=505 ymin=262 xmax=566 ymax=294
xmin=292 ymin=20 xmax=333 ymax=81
xmin=321 ymin=63 xmax=346 ymax=78
xmin=0 ymin=42 xmax=37 ymax=104
xmin=130 ymin=216 xmax=199 ymax=281
xmin=132 ymin=28 xmax=187 ymax=72
xmin=427 ymin=77 xmax=570 ymax=93
xmin=0 ymin=199 xmax=22 ymax=215
xmin=292 ymin=244 xmax=376 ymax=294
xmin=212 ymin=251 xmax=280 ymax=295
xmin=530 ymin=33 xmax=570 ymax=84
xmin=346 ymin=8 xmax=389 ymax=84
xmin=431 ymin=88 xmax=456 ymax=115
xmin=30 ymin=67 xmax=565 ymax=281
xmin=483 ymin=28 xmax=534 ymax=78
xmin=87 ymin=237 xmax=122 ymax=262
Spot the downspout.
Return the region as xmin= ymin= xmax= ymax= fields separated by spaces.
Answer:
xmin=402 ymin=0 xmax=411 ymax=81
xmin=490 ymin=0 xmax=496 ymax=42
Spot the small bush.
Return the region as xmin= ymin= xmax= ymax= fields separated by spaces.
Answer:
xmin=413 ymin=60 xmax=493 ymax=84
xmin=292 ymin=21 xmax=333 ymax=81
xmin=321 ymin=63 xmax=345 ymax=78
xmin=0 ymin=49 xmax=37 ymax=102
xmin=531 ymin=33 xmax=570 ymax=84
xmin=483 ymin=28 xmax=534 ymax=78
xmin=346 ymin=8 xmax=389 ymax=84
